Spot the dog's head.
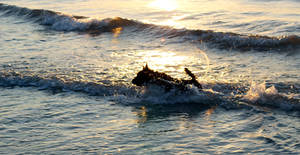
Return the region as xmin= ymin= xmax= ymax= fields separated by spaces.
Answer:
xmin=132 ymin=64 xmax=154 ymax=86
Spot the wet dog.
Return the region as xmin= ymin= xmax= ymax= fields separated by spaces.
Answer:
xmin=132 ymin=64 xmax=202 ymax=91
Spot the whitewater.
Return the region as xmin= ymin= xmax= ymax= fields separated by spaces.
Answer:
xmin=0 ymin=0 xmax=299 ymax=154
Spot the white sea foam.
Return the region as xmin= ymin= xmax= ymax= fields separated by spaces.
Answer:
xmin=243 ymin=82 xmax=278 ymax=103
xmin=138 ymin=85 xmax=221 ymax=105
xmin=243 ymin=82 xmax=300 ymax=110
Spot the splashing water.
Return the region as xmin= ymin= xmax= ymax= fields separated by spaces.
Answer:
xmin=244 ymin=82 xmax=278 ymax=103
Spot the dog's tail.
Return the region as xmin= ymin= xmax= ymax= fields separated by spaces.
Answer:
xmin=184 ymin=68 xmax=202 ymax=89
xmin=184 ymin=68 xmax=197 ymax=80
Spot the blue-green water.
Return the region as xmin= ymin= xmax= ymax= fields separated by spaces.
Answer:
xmin=0 ymin=1 xmax=300 ymax=154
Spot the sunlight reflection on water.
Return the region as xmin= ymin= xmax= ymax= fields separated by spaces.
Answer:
xmin=138 ymin=50 xmax=187 ymax=71
xmin=149 ymin=0 xmax=178 ymax=11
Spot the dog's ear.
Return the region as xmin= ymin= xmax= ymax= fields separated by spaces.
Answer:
xmin=143 ymin=63 xmax=149 ymax=70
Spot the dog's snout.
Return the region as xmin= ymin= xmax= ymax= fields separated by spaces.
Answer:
xmin=132 ymin=78 xmax=137 ymax=84
xmin=132 ymin=77 xmax=143 ymax=86
xmin=132 ymin=77 xmax=139 ymax=85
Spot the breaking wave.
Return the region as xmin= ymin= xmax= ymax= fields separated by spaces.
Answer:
xmin=0 ymin=70 xmax=299 ymax=111
xmin=0 ymin=71 xmax=137 ymax=96
xmin=0 ymin=3 xmax=299 ymax=51
xmin=242 ymin=82 xmax=300 ymax=110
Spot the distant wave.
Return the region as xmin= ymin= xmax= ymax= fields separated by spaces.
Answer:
xmin=1 ymin=3 xmax=300 ymax=51
xmin=0 ymin=3 xmax=132 ymax=32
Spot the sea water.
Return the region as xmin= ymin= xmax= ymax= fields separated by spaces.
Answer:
xmin=0 ymin=0 xmax=299 ymax=154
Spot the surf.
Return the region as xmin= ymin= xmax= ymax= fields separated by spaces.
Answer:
xmin=1 ymin=3 xmax=299 ymax=51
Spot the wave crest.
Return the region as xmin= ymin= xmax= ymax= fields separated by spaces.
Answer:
xmin=0 ymin=71 xmax=137 ymax=96
xmin=1 ymin=3 xmax=299 ymax=51
xmin=0 ymin=3 xmax=138 ymax=32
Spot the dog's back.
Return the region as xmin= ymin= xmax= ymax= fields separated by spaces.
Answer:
xmin=132 ymin=65 xmax=202 ymax=91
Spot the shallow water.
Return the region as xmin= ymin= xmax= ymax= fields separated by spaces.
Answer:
xmin=0 ymin=0 xmax=300 ymax=154
xmin=1 ymin=87 xmax=299 ymax=154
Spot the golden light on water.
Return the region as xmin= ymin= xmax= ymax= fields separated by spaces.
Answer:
xmin=134 ymin=49 xmax=211 ymax=80
xmin=139 ymin=50 xmax=187 ymax=71
xmin=111 ymin=27 xmax=122 ymax=44
xmin=158 ymin=19 xmax=182 ymax=28
xmin=149 ymin=0 xmax=178 ymax=11
xmin=112 ymin=27 xmax=122 ymax=38
xmin=205 ymin=106 xmax=216 ymax=119
xmin=134 ymin=106 xmax=148 ymax=124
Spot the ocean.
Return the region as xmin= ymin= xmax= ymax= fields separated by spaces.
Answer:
xmin=0 ymin=0 xmax=299 ymax=154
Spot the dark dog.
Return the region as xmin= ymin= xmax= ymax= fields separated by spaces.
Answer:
xmin=132 ymin=65 xmax=202 ymax=91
